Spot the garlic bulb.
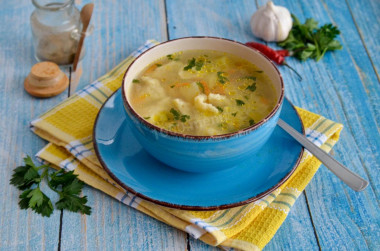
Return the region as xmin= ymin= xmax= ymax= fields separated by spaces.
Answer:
xmin=250 ymin=1 xmax=292 ymax=42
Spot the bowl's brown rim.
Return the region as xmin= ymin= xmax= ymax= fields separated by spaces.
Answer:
xmin=121 ymin=36 xmax=285 ymax=141
xmin=93 ymin=90 xmax=305 ymax=211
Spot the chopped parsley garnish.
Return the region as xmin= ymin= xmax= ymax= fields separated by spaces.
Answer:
xmin=180 ymin=115 xmax=190 ymax=122
xmin=246 ymin=83 xmax=256 ymax=92
xmin=216 ymin=106 xmax=224 ymax=113
xmin=217 ymin=72 xmax=229 ymax=84
xmin=195 ymin=60 xmax=204 ymax=71
xmin=184 ymin=58 xmax=204 ymax=71
xmin=144 ymin=117 xmax=150 ymax=119
xmin=156 ymin=63 xmax=162 ymax=67
xmin=244 ymin=95 xmax=249 ymax=100
xmin=249 ymin=119 xmax=255 ymax=126
xmin=170 ymin=108 xmax=190 ymax=122
xmin=196 ymin=82 xmax=204 ymax=93
xmin=255 ymin=70 xmax=263 ymax=73
xmin=231 ymin=112 xmax=238 ymax=117
xmin=167 ymin=54 xmax=180 ymax=61
xmin=235 ymin=99 xmax=245 ymax=106
xmin=184 ymin=58 xmax=196 ymax=70
xmin=170 ymin=85 xmax=175 ymax=88
xmin=132 ymin=79 xmax=140 ymax=83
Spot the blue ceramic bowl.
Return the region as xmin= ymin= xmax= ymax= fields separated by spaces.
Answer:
xmin=122 ymin=37 xmax=284 ymax=173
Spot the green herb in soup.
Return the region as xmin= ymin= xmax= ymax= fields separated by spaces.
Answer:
xmin=128 ymin=50 xmax=277 ymax=136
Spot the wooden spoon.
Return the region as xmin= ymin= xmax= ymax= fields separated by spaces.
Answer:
xmin=72 ymin=3 xmax=94 ymax=71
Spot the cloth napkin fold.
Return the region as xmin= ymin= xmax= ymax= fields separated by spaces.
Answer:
xmin=31 ymin=40 xmax=343 ymax=251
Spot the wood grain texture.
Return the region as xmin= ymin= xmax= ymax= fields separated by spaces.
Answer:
xmin=261 ymin=0 xmax=380 ymax=250
xmin=0 ymin=0 xmax=379 ymax=250
xmin=0 ymin=1 xmax=66 ymax=250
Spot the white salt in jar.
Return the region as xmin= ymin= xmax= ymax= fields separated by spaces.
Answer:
xmin=30 ymin=0 xmax=82 ymax=65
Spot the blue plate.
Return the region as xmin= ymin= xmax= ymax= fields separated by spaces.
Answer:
xmin=93 ymin=89 xmax=304 ymax=210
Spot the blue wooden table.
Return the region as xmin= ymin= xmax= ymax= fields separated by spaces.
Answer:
xmin=1 ymin=0 xmax=379 ymax=250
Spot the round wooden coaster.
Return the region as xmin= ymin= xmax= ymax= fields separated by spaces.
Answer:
xmin=24 ymin=61 xmax=69 ymax=98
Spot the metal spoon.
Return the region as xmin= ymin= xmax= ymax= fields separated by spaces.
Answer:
xmin=277 ymin=119 xmax=368 ymax=191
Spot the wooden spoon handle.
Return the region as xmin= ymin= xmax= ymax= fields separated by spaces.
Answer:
xmin=72 ymin=3 xmax=94 ymax=71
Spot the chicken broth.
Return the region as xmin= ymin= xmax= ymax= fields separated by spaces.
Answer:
xmin=128 ymin=50 xmax=277 ymax=136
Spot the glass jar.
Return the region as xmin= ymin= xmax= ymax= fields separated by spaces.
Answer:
xmin=30 ymin=0 xmax=82 ymax=65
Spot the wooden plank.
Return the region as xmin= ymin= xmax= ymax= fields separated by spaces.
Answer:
xmin=345 ymin=0 xmax=380 ymax=79
xmin=268 ymin=0 xmax=380 ymax=250
xmin=60 ymin=189 xmax=187 ymax=251
xmin=0 ymin=1 xmax=66 ymax=250
xmin=59 ymin=0 xmax=186 ymax=250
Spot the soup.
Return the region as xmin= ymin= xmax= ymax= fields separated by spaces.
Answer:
xmin=128 ymin=50 xmax=277 ymax=136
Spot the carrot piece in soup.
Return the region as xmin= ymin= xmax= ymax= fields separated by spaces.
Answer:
xmin=198 ymin=81 xmax=210 ymax=95
xmin=145 ymin=64 xmax=159 ymax=74
xmin=211 ymin=83 xmax=225 ymax=95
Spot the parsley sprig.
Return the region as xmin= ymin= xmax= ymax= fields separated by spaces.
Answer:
xmin=10 ymin=156 xmax=91 ymax=217
xmin=278 ymin=14 xmax=342 ymax=61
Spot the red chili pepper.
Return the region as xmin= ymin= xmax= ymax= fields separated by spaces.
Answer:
xmin=245 ymin=42 xmax=286 ymax=64
xmin=245 ymin=42 xmax=302 ymax=81
xmin=276 ymin=49 xmax=290 ymax=57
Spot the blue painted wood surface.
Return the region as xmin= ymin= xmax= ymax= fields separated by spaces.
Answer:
xmin=0 ymin=0 xmax=379 ymax=250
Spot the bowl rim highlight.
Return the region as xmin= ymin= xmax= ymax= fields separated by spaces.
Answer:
xmin=122 ymin=36 xmax=284 ymax=140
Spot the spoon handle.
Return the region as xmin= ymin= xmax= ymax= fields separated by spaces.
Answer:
xmin=277 ymin=119 xmax=368 ymax=191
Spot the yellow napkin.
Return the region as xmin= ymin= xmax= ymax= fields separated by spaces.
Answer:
xmin=31 ymin=40 xmax=343 ymax=251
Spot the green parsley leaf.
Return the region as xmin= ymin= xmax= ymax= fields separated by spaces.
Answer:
xmin=170 ymin=85 xmax=175 ymax=88
xmin=184 ymin=58 xmax=196 ymax=70
xmin=156 ymin=63 xmax=162 ymax=67
xmin=180 ymin=114 xmax=190 ymax=122
xmin=217 ymin=72 xmax=229 ymax=84
xmin=278 ymin=14 xmax=342 ymax=61
xmin=167 ymin=54 xmax=179 ymax=61
xmin=249 ymin=119 xmax=255 ymax=126
xmin=246 ymin=83 xmax=256 ymax=92
xmin=56 ymin=193 xmax=91 ymax=215
xmin=132 ymin=79 xmax=140 ymax=83
xmin=195 ymin=60 xmax=204 ymax=71
xmin=184 ymin=58 xmax=204 ymax=71
xmin=216 ymin=106 xmax=224 ymax=113
xmin=170 ymin=108 xmax=190 ymax=122
xmin=10 ymin=165 xmax=39 ymax=190
xmin=144 ymin=116 xmax=150 ymax=119
xmin=10 ymin=156 xmax=91 ymax=217
xmin=23 ymin=155 xmax=36 ymax=168
xmin=231 ymin=112 xmax=238 ymax=117
xmin=235 ymin=99 xmax=245 ymax=106
xmin=19 ymin=188 xmax=54 ymax=217
xmin=170 ymin=108 xmax=181 ymax=120
xmin=49 ymin=169 xmax=77 ymax=189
